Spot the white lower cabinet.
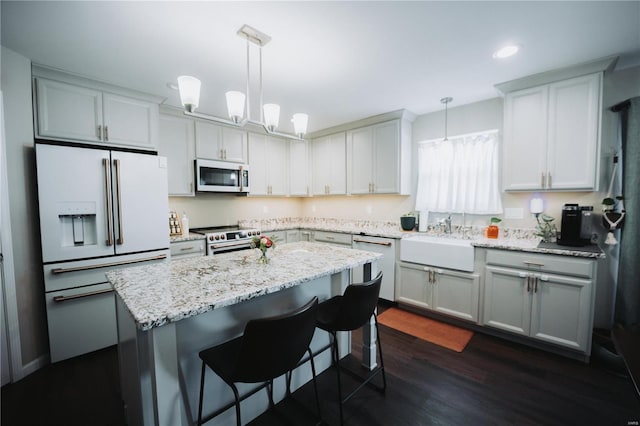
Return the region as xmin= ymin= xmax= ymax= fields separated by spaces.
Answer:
xmin=482 ymin=250 xmax=595 ymax=353
xmin=397 ymin=262 xmax=480 ymax=322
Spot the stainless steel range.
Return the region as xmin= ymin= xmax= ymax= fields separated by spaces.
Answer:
xmin=191 ymin=226 xmax=261 ymax=255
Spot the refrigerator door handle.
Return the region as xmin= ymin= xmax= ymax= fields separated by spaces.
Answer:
xmin=114 ymin=159 xmax=124 ymax=245
xmin=103 ymin=158 xmax=114 ymax=246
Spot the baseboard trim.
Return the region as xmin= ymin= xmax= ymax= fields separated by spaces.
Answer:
xmin=19 ymin=353 xmax=50 ymax=380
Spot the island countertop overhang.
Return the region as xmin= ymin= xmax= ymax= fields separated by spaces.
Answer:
xmin=106 ymin=242 xmax=382 ymax=331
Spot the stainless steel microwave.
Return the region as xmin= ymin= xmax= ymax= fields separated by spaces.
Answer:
xmin=195 ymin=159 xmax=250 ymax=193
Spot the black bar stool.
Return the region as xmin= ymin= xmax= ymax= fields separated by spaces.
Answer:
xmin=197 ymin=296 xmax=321 ymax=426
xmin=315 ymin=272 xmax=386 ymax=425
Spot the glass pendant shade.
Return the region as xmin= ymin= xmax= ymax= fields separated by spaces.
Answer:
xmin=225 ymin=91 xmax=246 ymax=123
xmin=177 ymin=76 xmax=201 ymax=112
xmin=292 ymin=113 xmax=308 ymax=137
xmin=263 ymin=104 xmax=280 ymax=131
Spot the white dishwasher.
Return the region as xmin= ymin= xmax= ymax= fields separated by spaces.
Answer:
xmin=352 ymin=235 xmax=396 ymax=301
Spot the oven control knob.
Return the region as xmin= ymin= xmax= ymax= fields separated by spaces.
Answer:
xmin=221 ymin=235 xmax=226 ymax=240
xmin=209 ymin=236 xmax=214 ymax=241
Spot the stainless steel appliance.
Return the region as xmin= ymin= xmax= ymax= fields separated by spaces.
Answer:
xmin=558 ymin=203 xmax=593 ymax=246
xmin=35 ymin=141 xmax=169 ymax=362
xmin=192 ymin=226 xmax=261 ymax=255
xmin=195 ymin=159 xmax=249 ymax=193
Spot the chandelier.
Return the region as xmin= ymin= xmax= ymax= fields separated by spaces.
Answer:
xmin=177 ymin=25 xmax=308 ymax=140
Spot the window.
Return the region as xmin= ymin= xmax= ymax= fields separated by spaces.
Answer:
xmin=415 ymin=129 xmax=502 ymax=214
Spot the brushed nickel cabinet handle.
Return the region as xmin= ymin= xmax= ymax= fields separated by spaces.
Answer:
xmin=547 ymin=172 xmax=552 ymax=189
xmin=523 ymin=261 xmax=545 ymax=267
xmin=352 ymin=239 xmax=392 ymax=246
xmin=541 ymin=172 xmax=545 ymax=188
xmin=104 ymin=125 xmax=109 ymax=141
xmin=98 ymin=125 xmax=103 ymax=141
xmin=53 ymin=288 xmax=113 ymax=303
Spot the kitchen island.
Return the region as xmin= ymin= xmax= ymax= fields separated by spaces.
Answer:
xmin=107 ymin=242 xmax=381 ymax=426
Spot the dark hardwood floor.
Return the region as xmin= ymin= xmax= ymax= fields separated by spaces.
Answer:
xmin=2 ymin=310 xmax=639 ymax=426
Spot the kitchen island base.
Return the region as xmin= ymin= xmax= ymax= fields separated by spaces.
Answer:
xmin=116 ymin=269 xmax=374 ymax=426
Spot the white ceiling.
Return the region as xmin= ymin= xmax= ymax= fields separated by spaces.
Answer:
xmin=2 ymin=1 xmax=639 ymax=134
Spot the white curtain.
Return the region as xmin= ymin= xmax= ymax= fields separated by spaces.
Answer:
xmin=415 ymin=129 xmax=502 ymax=214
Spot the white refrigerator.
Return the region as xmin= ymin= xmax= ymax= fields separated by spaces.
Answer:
xmin=35 ymin=142 xmax=169 ymax=362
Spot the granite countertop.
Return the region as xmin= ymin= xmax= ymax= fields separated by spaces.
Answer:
xmin=472 ymin=237 xmax=605 ymax=259
xmin=169 ymin=232 xmax=206 ymax=243
xmin=106 ymin=242 xmax=382 ymax=331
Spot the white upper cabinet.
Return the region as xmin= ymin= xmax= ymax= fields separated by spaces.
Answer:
xmin=289 ymin=139 xmax=310 ymax=196
xmin=35 ymin=77 xmax=158 ymax=149
xmin=503 ymin=72 xmax=602 ymax=191
xmin=158 ymin=112 xmax=195 ymax=196
xmin=347 ymin=119 xmax=409 ymax=194
xmin=195 ymin=121 xmax=248 ymax=163
xmin=248 ymin=134 xmax=288 ymax=196
xmin=311 ymin=132 xmax=346 ymax=195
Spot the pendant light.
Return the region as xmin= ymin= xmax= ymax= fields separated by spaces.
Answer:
xmin=440 ymin=97 xmax=453 ymax=141
xmin=177 ymin=25 xmax=308 ymax=140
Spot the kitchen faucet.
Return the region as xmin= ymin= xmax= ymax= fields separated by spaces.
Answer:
xmin=439 ymin=215 xmax=452 ymax=234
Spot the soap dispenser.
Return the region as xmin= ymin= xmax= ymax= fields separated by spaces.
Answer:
xmin=181 ymin=212 xmax=189 ymax=236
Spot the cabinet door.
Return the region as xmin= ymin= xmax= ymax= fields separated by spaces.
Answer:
xmin=530 ymin=273 xmax=593 ymax=352
xmin=248 ymin=134 xmax=269 ymax=195
xmin=289 ymin=140 xmax=309 ymax=196
xmin=103 ymin=93 xmax=158 ymax=148
xmin=483 ymin=266 xmax=531 ymax=336
xmin=311 ymin=137 xmax=329 ymax=195
xmin=327 ymin=133 xmax=347 ymax=195
xmin=348 ymin=127 xmax=374 ymax=194
xmin=285 ymin=230 xmax=300 ymax=243
xmin=221 ymin=127 xmax=248 ymax=163
xmin=36 ymin=78 xmax=103 ymax=142
xmin=195 ymin=121 xmax=222 ymax=160
xmin=546 ymin=73 xmax=600 ymax=190
xmin=432 ymin=268 xmax=480 ymax=322
xmin=158 ymin=114 xmax=195 ymax=196
xmin=312 ymin=133 xmax=346 ymax=195
xmin=373 ymin=120 xmax=400 ymax=193
xmin=397 ymin=263 xmax=432 ymax=310
xmin=267 ymin=137 xmax=289 ymax=196
xmin=503 ymin=86 xmax=548 ymax=191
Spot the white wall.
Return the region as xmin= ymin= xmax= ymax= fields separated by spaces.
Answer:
xmin=169 ymin=195 xmax=303 ymax=228
xmin=1 ymin=46 xmax=49 ymax=370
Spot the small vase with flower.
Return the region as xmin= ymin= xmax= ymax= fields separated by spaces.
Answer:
xmin=251 ymin=235 xmax=275 ymax=264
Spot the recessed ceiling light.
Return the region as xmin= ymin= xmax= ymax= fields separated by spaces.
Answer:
xmin=493 ymin=45 xmax=520 ymax=59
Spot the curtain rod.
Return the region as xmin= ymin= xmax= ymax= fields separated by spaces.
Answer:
xmin=610 ymin=99 xmax=631 ymax=112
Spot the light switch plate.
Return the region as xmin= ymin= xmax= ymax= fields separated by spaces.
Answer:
xmin=504 ymin=207 xmax=524 ymax=219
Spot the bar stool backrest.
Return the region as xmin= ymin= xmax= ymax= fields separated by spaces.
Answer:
xmin=233 ymin=296 xmax=319 ymax=383
xmin=329 ymin=272 xmax=383 ymax=332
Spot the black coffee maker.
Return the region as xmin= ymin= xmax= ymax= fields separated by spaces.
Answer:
xmin=558 ymin=204 xmax=592 ymax=246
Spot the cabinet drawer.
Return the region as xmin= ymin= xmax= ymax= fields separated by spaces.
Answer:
xmin=46 ymin=282 xmax=117 ymax=362
xmin=314 ymin=231 xmax=352 ymax=246
xmin=485 ymin=250 xmax=594 ymax=279
xmin=170 ymin=239 xmax=206 ymax=258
